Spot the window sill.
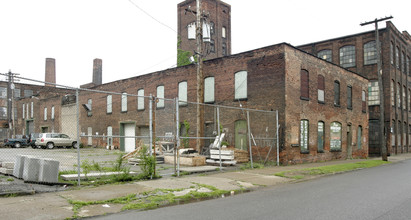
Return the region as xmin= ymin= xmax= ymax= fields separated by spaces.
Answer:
xmin=300 ymin=150 xmax=309 ymax=154
xmin=106 ymin=112 xmax=112 ymax=115
xmin=334 ymin=104 xmax=341 ymax=108
xmin=300 ymin=97 xmax=310 ymax=101
xmin=291 ymin=144 xmax=299 ymax=147
xmin=318 ymin=101 xmax=325 ymax=105
xmin=317 ymin=150 xmax=324 ymax=153
xmin=121 ymin=111 xmax=128 ymax=113
xmin=234 ymin=98 xmax=248 ymax=102
xmin=347 ymin=107 xmax=353 ymax=110
xmin=330 ymin=148 xmax=342 ymax=152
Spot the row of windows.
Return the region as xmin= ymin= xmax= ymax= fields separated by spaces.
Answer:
xmin=102 ymin=71 xmax=247 ymax=114
xmin=317 ymin=41 xmax=410 ymax=74
xmin=300 ymin=120 xmax=363 ymax=153
xmin=42 ymin=106 xmax=55 ymax=121
xmin=300 ymin=70 xmax=366 ymax=112
xmin=390 ymin=42 xmax=410 ymax=74
xmin=390 ymin=120 xmax=411 ymax=147
xmin=187 ymin=22 xmax=227 ymax=40
xmin=390 ymin=80 xmax=411 ymax=110
xmin=0 ymin=87 xmax=34 ymax=99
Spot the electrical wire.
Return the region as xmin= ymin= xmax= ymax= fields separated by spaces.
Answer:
xmin=127 ymin=0 xmax=177 ymax=34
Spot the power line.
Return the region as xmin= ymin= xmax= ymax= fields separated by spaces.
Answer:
xmin=127 ymin=0 xmax=177 ymax=33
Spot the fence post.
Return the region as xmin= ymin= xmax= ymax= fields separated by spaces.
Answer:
xmin=76 ymin=88 xmax=81 ymax=186
xmin=217 ymin=106 xmax=222 ymax=170
xmin=276 ymin=110 xmax=279 ymax=166
xmin=149 ymin=94 xmax=153 ymax=156
xmin=247 ymin=111 xmax=253 ymax=169
xmin=175 ymin=97 xmax=180 ymax=177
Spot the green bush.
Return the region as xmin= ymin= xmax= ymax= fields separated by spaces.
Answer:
xmin=139 ymin=146 xmax=156 ymax=179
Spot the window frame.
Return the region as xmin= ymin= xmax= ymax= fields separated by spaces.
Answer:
xmin=317 ymin=121 xmax=325 ymax=153
xmin=339 ymin=45 xmax=356 ymax=68
xmin=121 ymin=92 xmax=127 ymax=112
xmin=234 ymin=71 xmax=247 ymax=100
xmin=317 ymin=49 xmax=332 ymax=62
xmin=334 ymin=80 xmax=340 ymax=107
xmin=44 ymin=107 xmax=47 ymax=121
xmin=330 ymin=121 xmax=342 ymax=151
xmin=300 ymin=119 xmax=309 ymax=153
xmin=107 ymin=95 xmax=112 ymax=114
xmin=347 ymin=85 xmax=352 ymax=110
xmin=137 ymin=89 xmax=145 ymax=111
xmin=204 ymin=76 xmax=215 ymax=103
xmin=364 ymin=41 xmax=377 ymax=65
xmin=156 ymin=85 xmax=165 ymax=108
xmin=187 ymin=22 xmax=196 ymax=40
xmin=178 ymin=81 xmax=188 ymax=106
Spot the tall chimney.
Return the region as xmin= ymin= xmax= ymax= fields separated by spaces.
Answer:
xmin=93 ymin=58 xmax=102 ymax=85
xmin=45 ymin=58 xmax=56 ymax=87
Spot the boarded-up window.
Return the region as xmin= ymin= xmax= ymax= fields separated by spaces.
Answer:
xmin=300 ymin=69 xmax=309 ymax=100
xmin=330 ymin=122 xmax=342 ymax=150
xmin=137 ymin=89 xmax=144 ymax=110
xmin=334 ymin=81 xmax=340 ymax=106
xmin=22 ymin=104 xmax=25 ymax=119
xmin=318 ymin=75 xmax=324 ymax=103
xmin=403 ymin=86 xmax=406 ymax=110
xmin=391 ymin=80 xmax=395 ymax=106
xmin=300 ymin=120 xmax=309 ymax=152
xmin=51 ymin=106 xmax=55 ymax=120
xmin=347 ymin=86 xmax=352 ymax=109
xmin=362 ymin=90 xmax=366 ymax=112
xmin=397 ymin=83 xmax=401 ymax=108
xmin=204 ymin=77 xmax=215 ymax=103
xmin=396 ymin=46 xmax=400 ymax=69
xmin=107 ymin=95 xmax=112 ymax=113
xmin=390 ymin=42 xmax=394 ymax=65
xmin=357 ymin=126 xmax=362 ymax=149
xmin=235 ymin=71 xmax=247 ymax=100
xmin=157 ymin=86 xmax=164 ymax=108
xmin=318 ymin=121 xmax=324 ymax=152
xmin=222 ymin=27 xmax=226 ymax=38
xmin=187 ymin=22 xmax=195 ymax=39
xmin=31 ymin=102 xmax=33 ymax=118
xmin=44 ymin=107 xmax=47 ymax=121
xmin=178 ymin=81 xmax=187 ymax=106
xmin=121 ymin=93 xmax=127 ymax=112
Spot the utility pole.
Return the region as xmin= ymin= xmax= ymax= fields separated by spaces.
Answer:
xmin=361 ymin=16 xmax=393 ymax=161
xmin=6 ymin=70 xmax=17 ymax=138
xmin=195 ymin=0 xmax=204 ymax=153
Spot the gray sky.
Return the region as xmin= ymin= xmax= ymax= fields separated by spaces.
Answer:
xmin=0 ymin=0 xmax=409 ymax=87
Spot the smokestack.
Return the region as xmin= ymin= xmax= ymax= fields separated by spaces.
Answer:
xmin=45 ymin=58 xmax=56 ymax=87
xmin=93 ymin=58 xmax=102 ymax=85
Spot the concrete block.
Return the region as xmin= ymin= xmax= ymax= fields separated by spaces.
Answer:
xmin=22 ymin=156 xmax=41 ymax=182
xmin=38 ymin=158 xmax=60 ymax=183
xmin=2 ymin=162 xmax=15 ymax=169
xmin=0 ymin=167 xmax=13 ymax=175
xmin=13 ymin=155 xmax=28 ymax=179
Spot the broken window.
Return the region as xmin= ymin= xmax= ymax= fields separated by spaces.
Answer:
xmin=318 ymin=75 xmax=325 ymax=103
xmin=317 ymin=50 xmax=332 ymax=62
xmin=300 ymin=120 xmax=309 ymax=152
xmin=300 ymin=69 xmax=309 ymax=100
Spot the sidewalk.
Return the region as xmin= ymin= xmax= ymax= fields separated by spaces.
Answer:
xmin=1 ymin=154 xmax=410 ymax=220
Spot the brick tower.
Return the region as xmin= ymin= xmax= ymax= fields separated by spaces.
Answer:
xmin=177 ymin=0 xmax=231 ymax=61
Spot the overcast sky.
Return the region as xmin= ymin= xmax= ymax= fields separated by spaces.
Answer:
xmin=0 ymin=0 xmax=409 ymax=87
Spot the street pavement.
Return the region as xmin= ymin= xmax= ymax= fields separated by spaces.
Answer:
xmin=1 ymin=154 xmax=410 ymax=220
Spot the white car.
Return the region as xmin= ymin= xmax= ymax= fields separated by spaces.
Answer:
xmin=35 ymin=133 xmax=78 ymax=149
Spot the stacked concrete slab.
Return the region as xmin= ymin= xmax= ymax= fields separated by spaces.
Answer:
xmin=13 ymin=154 xmax=60 ymax=184
xmin=0 ymin=161 xmax=14 ymax=175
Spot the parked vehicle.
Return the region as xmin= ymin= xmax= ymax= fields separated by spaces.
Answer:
xmin=35 ymin=133 xmax=77 ymax=149
xmin=4 ymin=135 xmax=31 ymax=148
xmin=29 ymin=133 xmax=41 ymax=148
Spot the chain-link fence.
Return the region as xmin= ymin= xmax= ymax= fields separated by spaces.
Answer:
xmin=0 ymin=75 xmax=278 ymax=187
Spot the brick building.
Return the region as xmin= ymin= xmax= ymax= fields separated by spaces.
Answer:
xmin=178 ymin=0 xmax=231 ymax=60
xmin=20 ymin=43 xmax=367 ymax=164
xmin=298 ymin=21 xmax=411 ymax=156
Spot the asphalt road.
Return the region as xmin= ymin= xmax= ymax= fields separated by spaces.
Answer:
xmin=90 ymin=159 xmax=411 ymax=220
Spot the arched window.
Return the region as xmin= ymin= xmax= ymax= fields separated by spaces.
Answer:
xmin=330 ymin=122 xmax=342 ymax=150
xmin=300 ymin=69 xmax=309 ymax=100
xmin=339 ymin=45 xmax=356 ymax=68
xmin=235 ymin=71 xmax=247 ymax=100
xmin=318 ymin=50 xmax=332 ymax=62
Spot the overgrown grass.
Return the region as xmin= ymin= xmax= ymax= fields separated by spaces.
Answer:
xmin=275 ymin=160 xmax=391 ymax=179
xmin=240 ymin=162 xmax=265 ymax=170
xmin=66 ymin=184 xmax=236 ymax=219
